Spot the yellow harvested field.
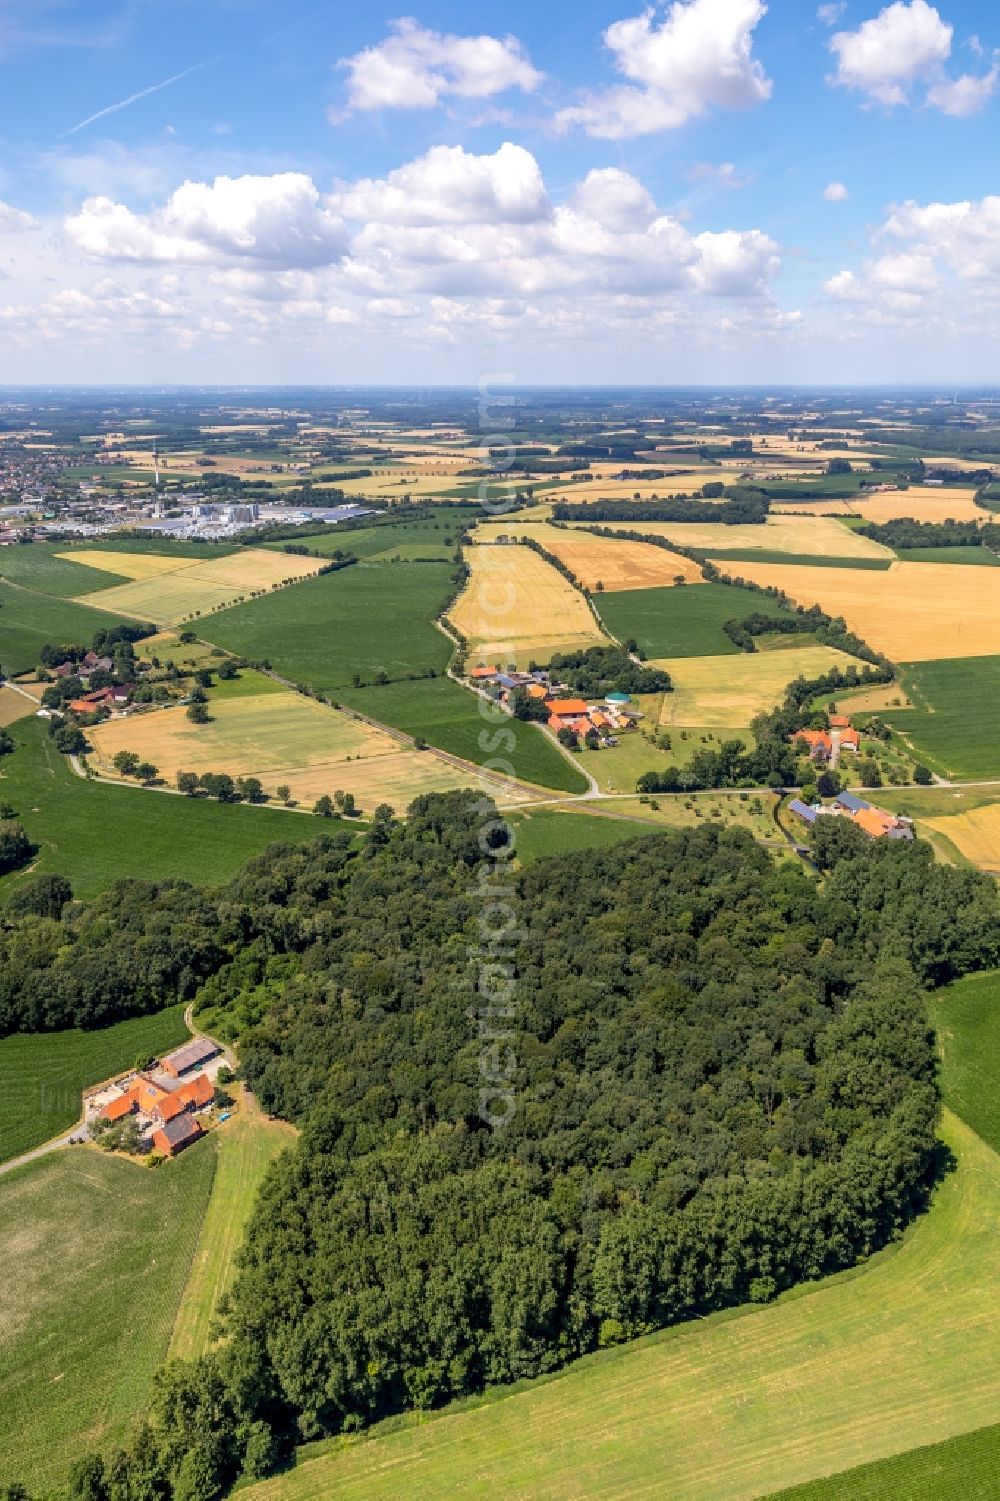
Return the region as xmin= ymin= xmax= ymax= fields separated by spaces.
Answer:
xmin=728 ymin=560 xmax=1000 ymax=662
xmin=88 ymin=691 xmax=529 ymax=811
xmin=847 ymin=486 xmax=985 ymax=524
xmin=926 ymin=803 xmax=1000 ymax=873
xmin=556 ymin=476 xmax=721 ymax=500
xmin=772 ymin=499 xmax=856 ymax=517
xmin=56 ymin=549 xmax=194 ymax=580
xmin=0 ymin=686 xmax=34 ymax=727
xmin=656 ymin=645 xmax=857 ymax=727
xmin=585 ymin=515 xmax=891 ymax=560
xmin=476 ymin=522 xmax=703 ymax=589
xmin=73 ymin=549 xmax=325 ymax=626
xmin=450 ymin=543 xmax=606 ymax=667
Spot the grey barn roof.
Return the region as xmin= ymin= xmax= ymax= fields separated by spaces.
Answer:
xmin=163 ymin=1037 xmax=219 ymax=1074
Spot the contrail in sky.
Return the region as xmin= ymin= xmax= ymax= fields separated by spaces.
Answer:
xmin=66 ymin=58 xmax=220 ymax=135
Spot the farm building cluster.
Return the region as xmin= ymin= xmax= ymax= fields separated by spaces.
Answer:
xmin=468 ymin=665 xmax=642 ymax=744
xmin=790 ymin=715 xmax=860 ymax=767
xmin=789 ymin=789 xmax=915 ymax=841
xmin=86 ymin=1036 xmax=223 ymax=1157
xmin=48 ymin=651 xmax=138 ymax=716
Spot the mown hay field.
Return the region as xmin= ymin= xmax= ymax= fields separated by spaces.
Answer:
xmin=0 ymin=1143 xmax=218 ymax=1491
xmin=728 ymin=560 xmax=1000 ymax=662
xmin=657 ymin=644 xmax=857 ymax=727
xmin=584 ymin=515 xmax=892 ymax=560
xmin=451 ymin=543 xmax=606 ymax=667
xmin=476 ymin=522 xmax=703 ymax=589
xmin=87 ymin=691 xmax=511 ymax=810
xmin=0 ymin=686 xmax=33 ymax=727
xmin=72 ymin=549 xmax=325 ymax=626
xmin=241 ymin=1108 xmax=1000 ymax=1501
xmin=925 ymin=802 xmax=1000 ymax=873
xmin=168 ymin=1093 xmax=296 ymax=1362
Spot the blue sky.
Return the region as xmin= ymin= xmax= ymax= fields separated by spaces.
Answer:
xmin=1 ymin=0 xmax=999 ymax=382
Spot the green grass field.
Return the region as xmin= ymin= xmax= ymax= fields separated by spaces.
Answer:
xmin=338 ymin=677 xmax=587 ymax=793
xmin=0 ymin=581 xmax=135 ymax=673
xmin=895 ymin=546 xmax=1000 ymax=566
xmin=267 ymin=514 xmax=466 ymax=563
xmin=202 ymin=563 xmax=455 ymax=689
xmin=0 ymin=542 xmax=131 ymax=595
xmin=0 ymin=717 xmax=340 ymax=899
xmin=168 ymin=1096 xmax=295 ymax=1361
xmin=930 ymin=970 xmax=1000 ymax=1154
xmin=594 ymin=582 xmax=793 ymax=659
xmin=0 ymin=1142 xmax=217 ymax=1491
xmin=761 ymin=1423 xmax=1000 ymax=1500
xmin=507 ymin=807 xmax=656 ymax=860
xmin=700 ymin=551 xmax=892 ymax=570
xmin=0 ymin=1005 xmax=189 ymax=1163
xmin=239 ymin=1107 xmax=1000 ymax=1501
xmin=878 ymin=656 xmax=1000 ymax=780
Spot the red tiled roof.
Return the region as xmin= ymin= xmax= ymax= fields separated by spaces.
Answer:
xmin=545 ymin=698 xmax=588 ymax=716
xmin=176 ymin=1074 xmax=213 ymax=1109
xmin=101 ymin=1090 xmax=139 ymax=1122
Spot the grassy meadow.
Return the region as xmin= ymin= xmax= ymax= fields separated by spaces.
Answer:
xmin=0 ymin=717 xmax=338 ymax=899
xmin=594 ymin=582 xmax=793 ymax=658
xmin=0 ymin=1142 xmax=217 ymax=1492
xmin=0 ymin=1005 xmax=189 ymax=1163
xmin=930 ymin=970 xmax=1000 ymax=1154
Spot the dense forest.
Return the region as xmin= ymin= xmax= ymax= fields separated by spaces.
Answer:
xmin=853 ymin=517 xmax=1000 ymax=551
xmin=552 ymin=492 xmax=770 ymax=524
xmin=10 ymin=793 xmax=1000 ymax=1501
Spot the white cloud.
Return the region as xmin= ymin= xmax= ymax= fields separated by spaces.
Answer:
xmin=568 ymin=168 xmax=658 ymax=231
xmin=824 ymin=180 xmax=849 ymax=201
xmin=829 ymin=0 xmax=997 ymax=112
xmin=925 ymin=62 xmax=1000 ymax=114
xmin=335 ymin=18 xmax=542 ymax=114
xmin=556 ymin=0 xmax=772 ymax=139
xmin=65 ymin=173 xmax=347 ymax=267
xmin=817 ymin=2 xmax=847 ymax=24
xmin=690 ymin=228 xmax=780 ymax=293
xmin=0 ymin=200 xmax=39 ymax=232
xmin=331 ymin=143 xmax=550 ymax=227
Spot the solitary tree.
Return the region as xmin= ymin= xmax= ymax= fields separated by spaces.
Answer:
xmin=314 ymin=794 xmax=335 ymax=817
xmin=177 ymin=771 xmax=199 ymax=796
xmin=275 ymin=784 xmax=292 ymax=805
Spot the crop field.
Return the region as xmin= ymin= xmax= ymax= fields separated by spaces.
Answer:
xmin=71 ymin=548 xmax=326 ymax=626
xmin=0 ymin=1142 xmax=217 ymax=1491
xmin=87 ymin=690 xmax=501 ymax=811
xmin=0 ymin=580 xmax=134 ymax=673
xmin=923 ymin=802 xmax=1000 ymax=874
xmin=58 ymin=547 xmax=197 ymax=581
xmin=168 ymin=1093 xmax=295 ymax=1362
xmin=847 ymin=487 xmax=985 ymax=524
xmin=590 ymin=515 xmax=891 ymax=561
xmin=267 ymin=512 xmax=469 ymax=563
xmin=506 ymin=807 xmax=660 ymax=861
xmin=338 ymin=677 xmax=588 ymax=794
xmin=728 ymin=560 xmax=1000 ymax=662
xmin=657 ymin=644 xmax=856 ymax=727
xmin=0 ymin=1005 xmax=189 ymax=1163
xmin=241 ymin=1107 xmax=1000 ymax=1501
xmin=871 ymin=656 xmax=1000 ymax=780
xmin=203 ymin=563 xmax=455 ymax=689
xmin=477 ymin=522 xmax=704 ymax=589
xmin=450 ymin=543 xmax=606 ymax=667
xmin=0 ymin=717 xmax=337 ymax=899
xmin=0 ymin=686 xmax=33 ymax=726
xmin=595 ymin=582 xmax=793 ymax=659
